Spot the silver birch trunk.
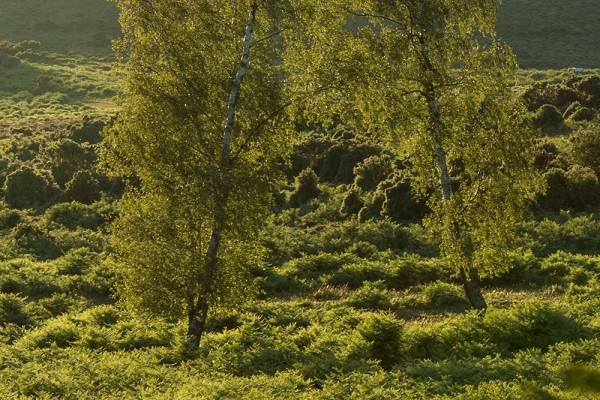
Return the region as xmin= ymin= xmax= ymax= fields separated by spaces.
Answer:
xmin=187 ymin=1 xmax=259 ymax=350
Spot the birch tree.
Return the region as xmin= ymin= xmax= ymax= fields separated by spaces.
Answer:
xmin=104 ymin=0 xmax=292 ymax=349
xmin=286 ymin=0 xmax=542 ymax=310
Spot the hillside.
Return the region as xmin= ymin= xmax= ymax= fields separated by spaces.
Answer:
xmin=497 ymin=0 xmax=600 ymax=69
xmin=1 ymin=1 xmax=600 ymax=399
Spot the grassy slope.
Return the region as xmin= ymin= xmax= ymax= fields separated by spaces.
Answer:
xmin=0 ymin=0 xmax=120 ymax=129
xmin=498 ymin=0 xmax=600 ymax=69
xmin=0 ymin=1 xmax=600 ymax=399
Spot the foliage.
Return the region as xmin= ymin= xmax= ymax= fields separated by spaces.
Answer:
xmin=289 ymin=168 xmax=320 ymax=207
xmin=4 ymin=166 xmax=55 ymax=209
xmin=533 ymin=104 xmax=564 ymax=129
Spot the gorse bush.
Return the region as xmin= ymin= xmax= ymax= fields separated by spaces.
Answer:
xmin=289 ymin=168 xmax=320 ymax=207
xmin=0 ymin=294 xmax=33 ymax=327
xmin=347 ymin=281 xmax=394 ymax=310
xmin=421 ymin=281 xmax=467 ymax=307
xmin=533 ymin=104 xmax=563 ymax=129
xmin=356 ymin=312 xmax=403 ymax=369
xmin=4 ymin=166 xmax=55 ymax=209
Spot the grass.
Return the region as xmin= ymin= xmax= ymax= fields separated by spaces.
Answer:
xmin=498 ymin=0 xmax=600 ymax=69
xmin=0 ymin=0 xmax=600 ymax=398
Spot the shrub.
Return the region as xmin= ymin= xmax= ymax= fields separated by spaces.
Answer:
xmin=280 ymin=253 xmax=357 ymax=281
xmin=17 ymin=317 xmax=79 ymax=349
xmin=40 ymin=138 xmax=97 ymax=187
xmin=565 ymin=165 xmax=600 ymax=210
xmin=570 ymin=107 xmax=597 ymax=122
xmin=348 ymin=281 xmax=393 ymax=310
xmin=0 ymin=209 xmax=22 ymax=230
xmin=329 ymin=260 xmax=389 ymax=289
xmin=533 ymin=104 xmax=563 ymax=130
xmin=340 ymin=188 xmax=363 ymax=216
xmin=562 ymin=101 xmax=582 ymax=119
xmin=289 ymin=168 xmax=320 ymax=207
xmin=65 ymin=170 xmax=101 ymax=204
xmin=43 ymin=202 xmax=104 ymax=230
xmin=0 ymin=294 xmax=32 ymax=327
xmin=0 ymin=55 xmax=21 ymax=69
xmin=421 ymin=281 xmax=467 ymax=307
xmin=571 ymin=127 xmax=600 ymax=176
xmin=34 ymin=293 xmax=87 ymax=319
xmin=4 ymin=166 xmax=55 ymax=209
xmin=533 ymin=141 xmax=561 ymax=171
xmin=356 ymin=313 xmax=403 ymax=368
xmin=353 ymin=155 xmax=394 ymax=192
xmin=378 ymin=172 xmax=427 ymax=223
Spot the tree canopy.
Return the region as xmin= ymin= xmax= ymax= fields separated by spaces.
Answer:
xmin=285 ymin=0 xmax=543 ymax=308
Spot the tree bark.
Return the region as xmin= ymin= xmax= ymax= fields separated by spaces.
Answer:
xmin=426 ymin=86 xmax=487 ymax=311
xmin=186 ymin=2 xmax=259 ymax=350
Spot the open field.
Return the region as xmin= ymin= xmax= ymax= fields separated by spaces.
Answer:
xmin=1 ymin=0 xmax=600 ymax=398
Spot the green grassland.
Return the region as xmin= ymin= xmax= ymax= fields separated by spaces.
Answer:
xmin=0 ymin=0 xmax=120 ymax=128
xmin=1 ymin=0 xmax=600 ymax=398
xmin=497 ymin=0 xmax=600 ymax=69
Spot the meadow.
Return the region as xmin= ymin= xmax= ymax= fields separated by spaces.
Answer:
xmin=1 ymin=0 xmax=600 ymax=398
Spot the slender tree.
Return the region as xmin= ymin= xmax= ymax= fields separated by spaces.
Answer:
xmin=104 ymin=0 xmax=292 ymax=349
xmin=286 ymin=0 xmax=542 ymax=310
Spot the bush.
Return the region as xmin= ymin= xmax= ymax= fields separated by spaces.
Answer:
xmin=65 ymin=170 xmax=101 ymax=204
xmin=539 ymin=166 xmax=600 ymax=211
xmin=378 ymin=172 xmax=427 ymax=223
xmin=0 ymin=209 xmax=22 ymax=230
xmin=533 ymin=104 xmax=563 ymax=129
xmin=0 ymin=55 xmax=21 ymax=69
xmin=40 ymin=138 xmax=97 ymax=187
xmin=4 ymin=166 xmax=55 ymax=209
xmin=356 ymin=313 xmax=403 ymax=368
xmin=340 ymin=188 xmax=363 ymax=216
xmin=353 ymin=155 xmax=394 ymax=192
xmin=562 ymin=101 xmax=582 ymax=119
xmin=17 ymin=317 xmax=79 ymax=349
xmin=289 ymin=168 xmax=320 ymax=207
xmin=571 ymin=127 xmax=600 ymax=176
xmin=43 ymin=202 xmax=104 ymax=230
xmin=565 ymin=165 xmax=600 ymax=210
xmin=0 ymin=294 xmax=32 ymax=327
xmin=533 ymin=141 xmax=561 ymax=171
xmin=570 ymin=107 xmax=597 ymax=122
xmin=421 ymin=281 xmax=467 ymax=307
xmin=348 ymin=281 xmax=393 ymax=310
